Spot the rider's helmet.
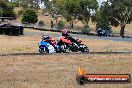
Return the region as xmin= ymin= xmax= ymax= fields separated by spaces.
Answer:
xmin=61 ymin=28 xmax=70 ymax=36
xmin=42 ymin=35 xmax=51 ymax=40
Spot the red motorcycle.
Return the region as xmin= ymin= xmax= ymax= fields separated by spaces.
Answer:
xmin=57 ymin=36 xmax=71 ymax=53
xmin=57 ymin=36 xmax=89 ymax=53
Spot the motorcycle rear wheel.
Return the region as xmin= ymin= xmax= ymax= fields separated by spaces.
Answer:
xmin=63 ymin=47 xmax=70 ymax=53
xmin=61 ymin=45 xmax=70 ymax=53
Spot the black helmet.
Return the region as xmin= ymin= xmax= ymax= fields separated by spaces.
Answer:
xmin=42 ymin=35 xmax=50 ymax=40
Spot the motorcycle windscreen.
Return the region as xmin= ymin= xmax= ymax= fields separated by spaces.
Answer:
xmin=39 ymin=41 xmax=47 ymax=46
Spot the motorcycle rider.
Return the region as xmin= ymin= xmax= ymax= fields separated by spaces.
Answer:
xmin=42 ymin=35 xmax=61 ymax=52
xmin=61 ymin=28 xmax=80 ymax=50
xmin=61 ymin=29 xmax=79 ymax=44
xmin=42 ymin=35 xmax=57 ymax=46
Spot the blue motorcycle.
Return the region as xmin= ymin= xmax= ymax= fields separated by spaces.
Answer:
xmin=38 ymin=40 xmax=56 ymax=53
xmin=38 ymin=35 xmax=56 ymax=53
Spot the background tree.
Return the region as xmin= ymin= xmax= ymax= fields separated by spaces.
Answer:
xmin=12 ymin=0 xmax=43 ymax=10
xmin=42 ymin=0 xmax=49 ymax=8
xmin=45 ymin=0 xmax=99 ymax=29
xmin=63 ymin=0 xmax=79 ymax=28
xmin=46 ymin=0 xmax=64 ymax=24
xmin=22 ymin=8 xmax=38 ymax=24
xmin=0 ymin=9 xmax=3 ymax=17
xmin=63 ymin=0 xmax=98 ymax=28
xmin=92 ymin=2 xmax=112 ymax=33
xmin=77 ymin=0 xmax=98 ymax=27
xmin=0 ymin=1 xmax=16 ymax=18
xmin=101 ymin=0 xmax=132 ymax=37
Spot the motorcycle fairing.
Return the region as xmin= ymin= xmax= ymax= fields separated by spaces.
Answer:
xmin=39 ymin=41 xmax=56 ymax=53
xmin=60 ymin=37 xmax=71 ymax=44
xmin=39 ymin=41 xmax=49 ymax=48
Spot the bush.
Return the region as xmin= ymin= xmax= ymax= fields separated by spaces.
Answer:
xmin=3 ymin=10 xmax=16 ymax=18
xmin=22 ymin=8 xmax=38 ymax=24
xmin=82 ymin=25 xmax=91 ymax=34
xmin=0 ymin=2 xmax=16 ymax=18
xmin=56 ymin=20 xmax=66 ymax=30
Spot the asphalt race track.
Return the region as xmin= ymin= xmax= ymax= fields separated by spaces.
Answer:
xmin=24 ymin=31 xmax=132 ymax=42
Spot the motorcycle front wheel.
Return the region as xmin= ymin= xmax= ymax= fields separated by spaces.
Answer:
xmin=39 ymin=47 xmax=49 ymax=53
xmin=80 ymin=44 xmax=89 ymax=52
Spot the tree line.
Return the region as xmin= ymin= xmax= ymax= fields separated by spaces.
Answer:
xmin=0 ymin=0 xmax=132 ymax=37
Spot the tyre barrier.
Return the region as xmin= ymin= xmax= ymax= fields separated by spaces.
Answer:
xmin=0 ymin=24 xmax=24 ymax=36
